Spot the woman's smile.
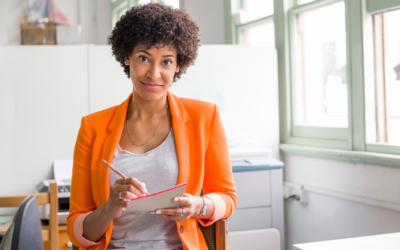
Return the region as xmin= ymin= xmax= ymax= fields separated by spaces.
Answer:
xmin=140 ymin=81 xmax=162 ymax=90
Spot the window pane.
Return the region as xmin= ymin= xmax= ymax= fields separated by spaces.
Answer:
xmin=138 ymin=0 xmax=151 ymax=5
xmin=245 ymin=0 xmax=273 ymax=22
xmin=298 ymin=0 xmax=316 ymax=5
xmin=366 ymin=9 xmax=400 ymax=145
xmin=294 ymin=1 xmax=348 ymax=127
xmin=161 ymin=0 xmax=180 ymax=8
xmin=241 ymin=21 xmax=275 ymax=47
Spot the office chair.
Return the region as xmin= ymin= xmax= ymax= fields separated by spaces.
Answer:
xmin=0 ymin=196 xmax=43 ymax=250
xmin=0 ymin=181 xmax=59 ymax=250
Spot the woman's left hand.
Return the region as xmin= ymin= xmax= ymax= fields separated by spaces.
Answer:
xmin=151 ymin=193 xmax=203 ymax=222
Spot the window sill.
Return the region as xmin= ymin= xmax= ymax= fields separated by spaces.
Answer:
xmin=280 ymin=143 xmax=400 ymax=168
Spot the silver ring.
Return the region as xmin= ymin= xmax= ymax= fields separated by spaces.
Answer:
xmin=119 ymin=191 xmax=123 ymax=199
xmin=180 ymin=208 xmax=185 ymax=217
xmin=123 ymin=178 xmax=126 ymax=184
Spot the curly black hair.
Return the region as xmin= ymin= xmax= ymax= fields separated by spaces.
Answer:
xmin=109 ymin=3 xmax=200 ymax=81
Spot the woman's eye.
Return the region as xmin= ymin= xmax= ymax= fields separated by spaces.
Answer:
xmin=139 ymin=56 xmax=148 ymax=62
xmin=163 ymin=60 xmax=172 ymax=66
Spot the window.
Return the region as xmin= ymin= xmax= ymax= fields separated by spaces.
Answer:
xmin=111 ymin=0 xmax=180 ymax=31
xmin=298 ymin=0 xmax=316 ymax=4
xmin=293 ymin=1 xmax=347 ymax=127
xmin=366 ymin=8 xmax=400 ymax=146
xmin=276 ymin=0 xmax=400 ymax=165
xmin=239 ymin=19 xmax=274 ymax=46
xmin=244 ymin=0 xmax=274 ymax=22
xmin=285 ymin=0 xmax=349 ymax=146
xmin=229 ymin=0 xmax=275 ymax=46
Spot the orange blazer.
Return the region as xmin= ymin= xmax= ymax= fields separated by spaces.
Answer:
xmin=67 ymin=91 xmax=237 ymax=250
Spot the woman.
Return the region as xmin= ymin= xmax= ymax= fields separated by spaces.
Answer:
xmin=67 ymin=3 xmax=237 ymax=250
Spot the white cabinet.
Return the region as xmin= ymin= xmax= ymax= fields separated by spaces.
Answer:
xmin=229 ymin=157 xmax=284 ymax=250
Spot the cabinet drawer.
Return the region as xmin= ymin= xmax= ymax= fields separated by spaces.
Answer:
xmin=233 ymin=170 xmax=271 ymax=208
xmin=229 ymin=207 xmax=272 ymax=231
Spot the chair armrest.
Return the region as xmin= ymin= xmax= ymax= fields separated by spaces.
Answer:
xmin=215 ymin=219 xmax=228 ymax=250
xmin=198 ymin=221 xmax=216 ymax=250
xmin=0 ymin=232 xmax=4 ymax=244
xmin=198 ymin=218 xmax=229 ymax=250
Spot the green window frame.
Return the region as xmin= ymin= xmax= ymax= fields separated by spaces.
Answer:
xmin=225 ymin=0 xmax=274 ymax=45
xmin=287 ymin=0 xmax=350 ymax=150
xmin=274 ymin=0 xmax=400 ymax=167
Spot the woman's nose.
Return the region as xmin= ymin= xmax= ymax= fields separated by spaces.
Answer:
xmin=146 ymin=64 xmax=161 ymax=80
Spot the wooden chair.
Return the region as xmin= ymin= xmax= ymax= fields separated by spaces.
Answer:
xmin=72 ymin=219 xmax=228 ymax=250
xmin=199 ymin=219 xmax=229 ymax=250
xmin=0 ymin=181 xmax=59 ymax=250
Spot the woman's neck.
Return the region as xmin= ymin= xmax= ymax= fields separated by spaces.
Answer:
xmin=127 ymin=92 xmax=169 ymax=121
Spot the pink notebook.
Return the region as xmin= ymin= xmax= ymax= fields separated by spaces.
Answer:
xmin=121 ymin=183 xmax=187 ymax=215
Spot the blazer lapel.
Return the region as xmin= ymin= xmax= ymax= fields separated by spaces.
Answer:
xmin=167 ymin=91 xmax=191 ymax=185
xmin=98 ymin=94 xmax=131 ymax=205
xmin=97 ymin=91 xmax=190 ymax=205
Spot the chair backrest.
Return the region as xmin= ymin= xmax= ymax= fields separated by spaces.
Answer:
xmin=0 ymin=181 xmax=59 ymax=250
xmin=0 ymin=196 xmax=43 ymax=250
xmin=198 ymin=219 xmax=229 ymax=250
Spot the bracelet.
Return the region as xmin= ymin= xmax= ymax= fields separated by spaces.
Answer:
xmin=197 ymin=196 xmax=207 ymax=218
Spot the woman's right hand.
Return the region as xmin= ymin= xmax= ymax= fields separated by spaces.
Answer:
xmin=103 ymin=177 xmax=148 ymax=218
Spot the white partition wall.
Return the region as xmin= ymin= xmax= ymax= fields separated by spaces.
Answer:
xmin=88 ymin=45 xmax=279 ymax=157
xmin=88 ymin=45 xmax=132 ymax=113
xmin=170 ymin=45 xmax=279 ymax=158
xmin=0 ymin=45 xmax=279 ymax=194
xmin=0 ymin=46 xmax=89 ymax=196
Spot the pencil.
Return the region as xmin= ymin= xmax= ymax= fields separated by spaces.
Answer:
xmin=102 ymin=159 xmax=150 ymax=195
xmin=102 ymin=159 xmax=127 ymax=179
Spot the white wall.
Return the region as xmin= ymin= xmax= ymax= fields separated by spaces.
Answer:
xmin=1 ymin=0 xmax=224 ymax=45
xmin=171 ymin=45 xmax=280 ymax=158
xmin=182 ymin=0 xmax=226 ymax=44
xmin=0 ymin=45 xmax=279 ymax=196
xmin=0 ymin=0 xmax=110 ymax=45
xmin=283 ymin=154 xmax=400 ymax=250
xmin=0 ymin=46 xmax=89 ymax=197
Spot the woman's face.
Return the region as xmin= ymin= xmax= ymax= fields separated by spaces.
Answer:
xmin=126 ymin=44 xmax=179 ymax=102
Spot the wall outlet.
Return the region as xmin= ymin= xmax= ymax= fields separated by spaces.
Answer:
xmin=284 ymin=185 xmax=309 ymax=204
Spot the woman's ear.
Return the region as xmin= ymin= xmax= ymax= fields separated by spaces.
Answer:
xmin=175 ymin=66 xmax=180 ymax=73
xmin=125 ymin=57 xmax=130 ymax=65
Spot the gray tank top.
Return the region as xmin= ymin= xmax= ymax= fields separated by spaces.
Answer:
xmin=107 ymin=129 xmax=183 ymax=250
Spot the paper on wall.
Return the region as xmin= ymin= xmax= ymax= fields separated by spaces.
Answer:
xmin=53 ymin=159 xmax=73 ymax=185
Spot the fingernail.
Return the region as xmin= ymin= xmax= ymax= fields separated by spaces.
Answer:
xmin=156 ymin=210 xmax=161 ymax=214
xmin=174 ymin=198 xmax=179 ymax=202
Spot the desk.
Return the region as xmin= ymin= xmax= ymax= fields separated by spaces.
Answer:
xmin=293 ymin=232 xmax=400 ymax=250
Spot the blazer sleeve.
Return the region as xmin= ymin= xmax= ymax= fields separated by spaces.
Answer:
xmin=67 ymin=116 xmax=99 ymax=248
xmin=202 ymin=104 xmax=237 ymax=218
